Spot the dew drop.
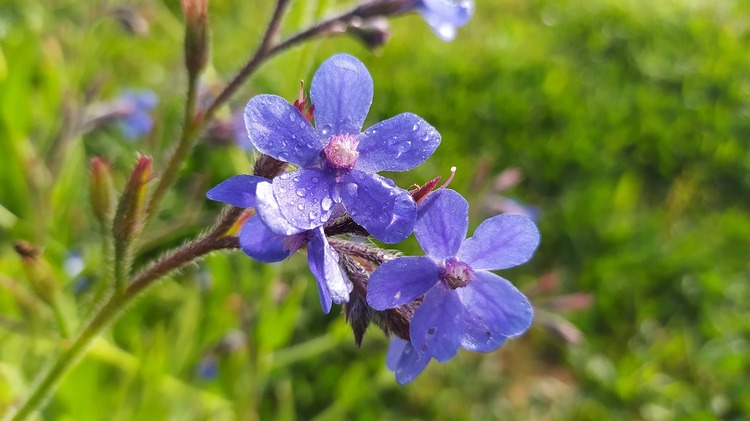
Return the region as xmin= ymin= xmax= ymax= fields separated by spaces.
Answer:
xmin=320 ymin=125 xmax=332 ymax=136
xmin=279 ymin=173 xmax=291 ymax=180
xmin=345 ymin=183 xmax=358 ymax=198
xmin=297 ymin=203 xmax=304 ymax=210
xmin=396 ymin=367 xmax=403 ymax=375
xmin=312 ymin=177 xmax=319 ymax=183
xmin=299 ymin=121 xmax=306 ymax=129
xmin=403 ymin=346 xmax=411 ymax=355
xmin=278 ymin=186 xmax=287 ymax=193
xmin=295 ymin=188 xmax=307 ymax=197
xmin=320 ymin=214 xmax=328 ymax=223
xmin=394 ymin=291 xmax=401 ymax=300
xmin=292 ymin=134 xmax=297 ymax=139
xmin=293 ymin=176 xmax=300 ymax=182
xmin=278 ymin=152 xmax=290 ymax=161
xmin=281 ymin=140 xmax=288 ymax=147
xmin=321 ymin=197 xmax=333 ymax=211
xmin=308 ymin=210 xmax=318 ymax=220
xmin=397 ymin=141 xmax=411 ymax=154
xmin=412 ymin=123 xmax=419 ymax=131
xmin=288 ymin=112 xmax=296 ymax=121
xmin=378 ymin=212 xmax=389 ymax=223
xmin=423 ymin=134 xmax=432 ymax=142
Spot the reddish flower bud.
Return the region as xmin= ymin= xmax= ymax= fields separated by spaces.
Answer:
xmin=182 ymin=0 xmax=209 ymax=76
xmin=89 ymin=157 xmax=114 ymax=225
xmin=113 ymin=154 xmax=153 ymax=242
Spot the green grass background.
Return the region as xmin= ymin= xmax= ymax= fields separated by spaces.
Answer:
xmin=1 ymin=0 xmax=749 ymax=419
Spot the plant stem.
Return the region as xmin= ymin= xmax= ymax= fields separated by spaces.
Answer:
xmin=6 ymin=220 xmax=239 ymax=421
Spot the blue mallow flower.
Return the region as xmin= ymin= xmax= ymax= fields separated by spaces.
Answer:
xmin=116 ymin=89 xmax=158 ymax=140
xmin=415 ymin=0 xmax=474 ymax=41
xmin=207 ymin=175 xmax=351 ymax=313
xmin=244 ymin=53 xmax=441 ymax=243
xmin=367 ymin=189 xmax=539 ymax=363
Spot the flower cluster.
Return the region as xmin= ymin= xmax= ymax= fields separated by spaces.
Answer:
xmin=208 ymin=53 xmax=539 ymax=384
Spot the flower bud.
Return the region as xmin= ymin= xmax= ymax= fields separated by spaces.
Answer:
xmin=182 ymin=0 xmax=209 ymax=77
xmin=113 ymin=154 xmax=152 ymax=243
xmin=346 ymin=17 xmax=391 ymax=50
xmin=89 ymin=157 xmax=114 ymax=225
xmin=14 ymin=241 xmax=57 ymax=305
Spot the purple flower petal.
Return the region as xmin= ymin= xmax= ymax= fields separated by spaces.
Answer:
xmin=459 ymin=304 xmax=508 ymax=352
xmin=254 ymin=182 xmax=305 ymax=236
xmin=310 ymin=54 xmax=373 ymax=136
xmin=414 ymin=189 xmax=468 ymax=260
xmin=244 ymin=94 xmax=324 ymax=166
xmin=272 ymin=169 xmax=338 ymax=230
xmin=339 ymin=171 xmax=416 ymax=243
xmin=386 ymin=337 xmax=431 ymax=385
xmin=418 ymin=0 xmax=474 ymax=41
xmin=308 ymin=227 xmax=352 ymax=313
xmin=458 ymin=271 xmax=533 ymax=338
xmin=457 ymin=213 xmax=540 ymax=270
xmin=239 ymin=216 xmax=291 ymax=263
xmin=356 ymin=113 xmax=441 ymax=172
xmin=367 ymin=256 xmax=440 ymax=310
xmin=409 ymin=283 xmax=463 ymax=362
xmin=206 ymin=174 xmax=266 ymax=208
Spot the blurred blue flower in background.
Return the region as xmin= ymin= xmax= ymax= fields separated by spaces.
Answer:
xmin=415 ymin=0 xmax=474 ymax=41
xmin=115 ymin=90 xmax=158 ymax=140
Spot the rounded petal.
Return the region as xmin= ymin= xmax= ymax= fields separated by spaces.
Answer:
xmin=206 ymin=174 xmax=266 ymax=208
xmin=239 ymin=216 xmax=291 ymax=263
xmin=254 ymin=181 xmax=305 ymax=236
xmin=244 ymin=94 xmax=324 ymax=166
xmin=459 ymin=309 xmax=508 ymax=352
xmin=409 ymin=283 xmax=463 ymax=362
xmin=339 ymin=171 xmax=416 ymax=243
xmin=457 ymin=213 xmax=540 ymax=270
xmin=414 ymin=189 xmax=468 ymax=260
xmin=367 ymin=256 xmax=440 ymax=310
xmin=310 ymin=54 xmax=373 ymax=136
xmin=308 ymin=228 xmax=352 ymax=314
xmin=386 ymin=338 xmax=431 ymax=385
xmin=418 ymin=0 xmax=474 ymax=41
xmin=458 ymin=271 xmax=533 ymax=338
xmin=272 ymin=169 xmax=338 ymax=230
xmin=356 ymin=113 xmax=441 ymax=172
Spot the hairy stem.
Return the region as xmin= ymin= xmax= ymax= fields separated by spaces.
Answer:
xmin=6 ymin=219 xmax=239 ymax=421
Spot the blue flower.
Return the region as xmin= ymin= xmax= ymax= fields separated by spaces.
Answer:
xmin=207 ymin=175 xmax=351 ymax=313
xmin=244 ymin=53 xmax=441 ymax=243
xmin=415 ymin=0 xmax=474 ymax=41
xmin=116 ymin=90 xmax=158 ymax=140
xmin=367 ymin=189 xmax=539 ymax=365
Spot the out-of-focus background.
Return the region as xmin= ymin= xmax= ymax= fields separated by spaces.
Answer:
xmin=1 ymin=0 xmax=749 ymax=419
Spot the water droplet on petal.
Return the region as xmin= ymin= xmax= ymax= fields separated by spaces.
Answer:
xmin=299 ymin=121 xmax=305 ymax=129
xmin=308 ymin=210 xmax=318 ymax=220
xmin=297 ymin=203 xmax=304 ymax=210
xmin=312 ymin=177 xmax=319 ymax=183
xmin=321 ymin=197 xmax=333 ymax=211
xmin=396 ymin=367 xmax=403 ymax=375
xmin=292 ymin=134 xmax=297 ymax=139
xmin=412 ymin=123 xmax=419 ymax=131
xmin=397 ymin=141 xmax=411 ymax=154
xmin=346 ymin=183 xmax=358 ymax=198
xmin=288 ymin=112 xmax=296 ymax=122
xmin=295 ymin=188 xmax=306 ymax=197
xmin=378 ymin=212 xmax=389 ymax=224
xmin=394 ymin=291 xmax=401 ymax=299
xmin=403 ymin=346 xmax=411 ymax=355
xmin=279 ymin=173 xmax=290 ymax=180
xmin=278 ymin=152 xmax=290 ymax=161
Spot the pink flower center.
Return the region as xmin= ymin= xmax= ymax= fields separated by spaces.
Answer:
xmin=441 ymin=257 xmax=475 ymax=289
xmin=323 ymin=134 xmax=359 ymax=170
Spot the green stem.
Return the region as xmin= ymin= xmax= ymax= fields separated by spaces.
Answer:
xmin=6 ymin=222 xmax=239 ymax=421
xmin=145 ymin=74 xmax=200 ymax=222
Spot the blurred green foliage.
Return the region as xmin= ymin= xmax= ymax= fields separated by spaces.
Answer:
xmin=0 ymin=0 xmax=749 ymax=419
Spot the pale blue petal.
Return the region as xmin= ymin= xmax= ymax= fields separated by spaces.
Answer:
xmin=254 ymin=181 xmax=305 ymax=236
xmin=409 ymin=283 xmax=463 ymax=362
xmin=272 ymin=169 xmax=338 ymax=230
xmin=310 ymin=54 xmax=373 ymax=136
xmin=356 ymin=113 xmax=441 ymax=172
xmin=457 ymin=213 xmax=540 ymax=270
xmin=367 ymin=256 xmax=440 ymax=310
xmin=239 ymin=216 xmax=291 ymax=263
xmin=386 ymin=337 xmax=431 ymax=385
xmin=206 ymin=175 xmax=266 ymax=208
xmin=414 ymin=189 xmax=468 ymax=260
xmin=458 ymin=271 xmax=533 ymax=338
